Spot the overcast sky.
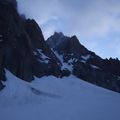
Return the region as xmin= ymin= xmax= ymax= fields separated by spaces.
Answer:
xmin=17 ymin=0 xmax=120 ymax=59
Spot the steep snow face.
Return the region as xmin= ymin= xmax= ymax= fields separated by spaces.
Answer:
xmin=0 ymin=70 xmax=120 ymax=120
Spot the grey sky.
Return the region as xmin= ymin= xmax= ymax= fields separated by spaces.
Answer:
xmin=17 ymin=0 xmax=120 ymax=59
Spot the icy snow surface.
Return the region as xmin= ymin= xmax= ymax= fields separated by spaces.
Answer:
xmin=0 ymin=70 xmax=120 ymax=120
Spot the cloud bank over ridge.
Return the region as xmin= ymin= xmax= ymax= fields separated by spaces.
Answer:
xmin=17 ymin=0 xmax=120 ymax=59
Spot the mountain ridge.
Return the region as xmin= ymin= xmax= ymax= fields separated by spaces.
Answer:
xmin=47 ymin=32 xmax=120 ymax=92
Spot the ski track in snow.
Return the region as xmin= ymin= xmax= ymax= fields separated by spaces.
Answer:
xmin=0 ymin=70 xmax=120 ymax=120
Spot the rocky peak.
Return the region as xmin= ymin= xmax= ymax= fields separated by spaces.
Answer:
xmin=47 ymin=32 xmax=69 ymax=50
xmin=54 ymin=32 xmax=64 ymax=37
xmin=47 ymin=33 xmax=90 ymax=57
xmin=24 ymin=19 xmax=45 ymax=49
xmin=24 ymin=19 xmax=60 ymax=63
xmin=70 ymin=35 xmax=78 ymax=42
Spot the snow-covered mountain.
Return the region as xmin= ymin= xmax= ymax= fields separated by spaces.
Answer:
xmin=47 ymin=32 xmax=120 ymax=92
xmin=0 ymin=70 xmax=120 ymax=120
xmin=0 ymin=0 xmax=120 ymax=93
xmin=0 ymin=1 xmax=120 ymax=119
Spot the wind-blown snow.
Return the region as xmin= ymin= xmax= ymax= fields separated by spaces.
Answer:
xmin=0 ymin=70 xmax=120 ymax=120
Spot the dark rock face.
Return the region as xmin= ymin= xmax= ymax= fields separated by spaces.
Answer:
xmin=103 ymin=58 xmax=120 ymax=76
xmin=0 ymin=0 xmax=61 ymax=89
xmin=24 ymin=19 xmax=60 ymax=63
xmin=47 ymin=32 xmax=120 ymax=92
xmin=0 ymin=0 xmax=35 ymax=81
xmin=24 ymin=19 xmax=61 ymax=77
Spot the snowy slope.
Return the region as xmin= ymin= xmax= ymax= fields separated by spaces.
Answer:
xmin=0 ymin=70 xmax=120 ymax=120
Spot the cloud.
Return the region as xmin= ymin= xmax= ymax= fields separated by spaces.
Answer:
xmin=59 ymin=0 xmax=120 ymax=36
xmin=17 ymin=0 xmax=62 ymax=38
xmin=17 ymin=0 xmax=120 ymax=58
xmin=17 ymin=0 xmax=59 ymax=24
xmin=17 ymin=0 xmax=120 ymax=38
